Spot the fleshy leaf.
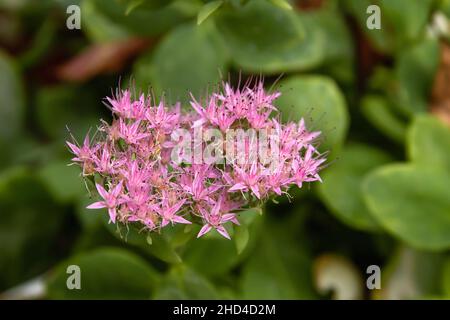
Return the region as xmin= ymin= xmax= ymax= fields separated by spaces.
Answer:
xmin=103 ymin=219 xmax=182 ymax=264
xmin=134 ymin=22 xmax=228 ymax=104
xmin=240 ymin=218 xmax=317 ymax=299
xmin=153 ymin=265 xmax=219 ymax=299
xmin=197 ymin=0 xmax=223 ymax=25
xmin=363 ymin=164 xmax=450 ymax=250
xmin=318 ymin=144 xmax=392 ymax=231
xmin=214 ymin=0 xmax=325 ymax=74
xmin=276 ymin=75 xmax=349 ymax=152
xmin=0 ymin=168 xmax=65 ymax=291
xmin=0 ymin=51 xmax=25 ymax=144
xmin=38 ymin=161 xmax=85 ymax=204
xmin=268 ymin=0 xmax=292 ymax=10
xmin=234 ymin=224 xmax=249 ymax=254
xmin=408 ymin=115 xmax=450 ymax=173
xmin=47 ymin=248 xmax=159 ymax=299
xmin=361 ymin=95 xmax=407 ymax=144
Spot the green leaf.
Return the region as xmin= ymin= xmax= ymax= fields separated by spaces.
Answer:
xmin=363 ymin=164 xmax=450 ymax=250
xmin=47 ymin=247 xmax=159 ymax=299
xmin=123 ymin=0 xmax=175 ymax=14
xmin=76 ymin=195 xmax=104 ymax=229
xmin=158 ymin=223 xmax=196 ymax=248
xmin=0 ymin=51 xmax=25 ymax=144
xmin=0 ymin=167 xmax=65 ymax=291
xmin=125 ymin=0 xmax=144 ymax=15
xmin=393 ymin=37 xmax=439 ymax=116
xmin=443 ymin=258 xmax=450 ymax=296
xmin=234 ymin=224 xmax=249 ymax=254
xmin=233 ymin=207 xmax=261 ymax=254
xmin=134 ymin=22 xmax=228 ymax=104
xmin=18 ymin=19 xmax=56 ymax=69
xmin=38 ymin=161 xmax=85 ymax=204
xmin=343 ymin=0 xmax=393 ymax=52
xmin=381 ymin=0 xmax=433 ymax=46
xmin=318 ymin=144 xmax=392 ymax=231
xmin=275 ymin=75 xmax=349 ymax=152
xmin=408 ymin=115 xmax=450 ymax=173
xmin=343 ymin=0 xmax=433 ymax=53
xmin=82 ymin=0 xmax=200 ymax=41
xmin=81 ymin=0 xmax=131 ymax=42
xmin=154 ymin=265 xmax=219 ymax=299
xmin=361 ymin=95 xmax=407 ymax=144
xmin=183 ymin=235 xmax=240 ymax=276
xmin=183 ymin=209 xmax=262 ymax=276
xmin=146 ymin=233 xmax=153 ymax=245
xmin=0 ymin=135 xmax=54 ymax=170
xmin=440 ymin=0 xmax=450 ymax=17
xmin=298 ymin=5 xmax=354 ymax=69
xmin=268 ymin=0 xmax=292 ymax=10
xmin=240 ymin=219 xmax=317 ymax=299
xmin=215 ymin=0 xmax=324 ymax=73
xmin=35 ymin=85 xmax=99 ymax=143
xmin=104 ymin=221 xmax=182 ymax=264
xmin=197 ymin=0 xmax=223 ymax=25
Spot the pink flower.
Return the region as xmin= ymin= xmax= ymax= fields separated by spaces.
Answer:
xmin=216 ymin=83 xmax=249 ymax=118
xmin=118 ymin=119 xmax=149 ymax=145
xmin=66 ymin=134 xmax=98 ymax=163
xmin=215 ymin=108 xmax=236 ymax=131
xmin=87 ymin=182 xmax=124 ymax=223
xmin=297 ymin=118 xmax=321 ymax=147
xmin=190 ymin=95 xmax=218 ymax=128
xmin=197 ymin=198 xmax=239 ymax=240
xmin=179 ymin=165 xmax=221 ymax=203
xmin=68 ymin=80 xmax=326 ymax=240
xmin=291 ymin=145 xmax=326 ymax=187
xmin=248 ymin=108 xmax=271 ymax=129
xmin=94 ymin=145 xmax=122 ymax=174
xmin=126 ymin=187 xmax=152 ymax=215
xmin=157 ymin=198 xmax=190 ymax=227
xmin=228 ymin=162 xmax=262 ymax=199
xmin=146 ymin=101 xmax=180 ymax=133
xmin=265 ymin=168 xmax=289 ymax=195
xmin=106 ymin=90 xmax=133 ymax=118
xmin=121 ymin=161 xmax=150 ymax=194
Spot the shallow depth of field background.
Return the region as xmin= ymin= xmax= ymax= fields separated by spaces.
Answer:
xmin=0 ymin=0 xmax=450 ymax=300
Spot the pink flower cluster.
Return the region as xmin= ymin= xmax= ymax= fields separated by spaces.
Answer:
xmin=67 ymin=82 xmax=325 ymax=239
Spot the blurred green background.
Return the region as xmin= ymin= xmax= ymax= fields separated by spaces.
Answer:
xmin=1 ymin=0 xmax=450 ymax=300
